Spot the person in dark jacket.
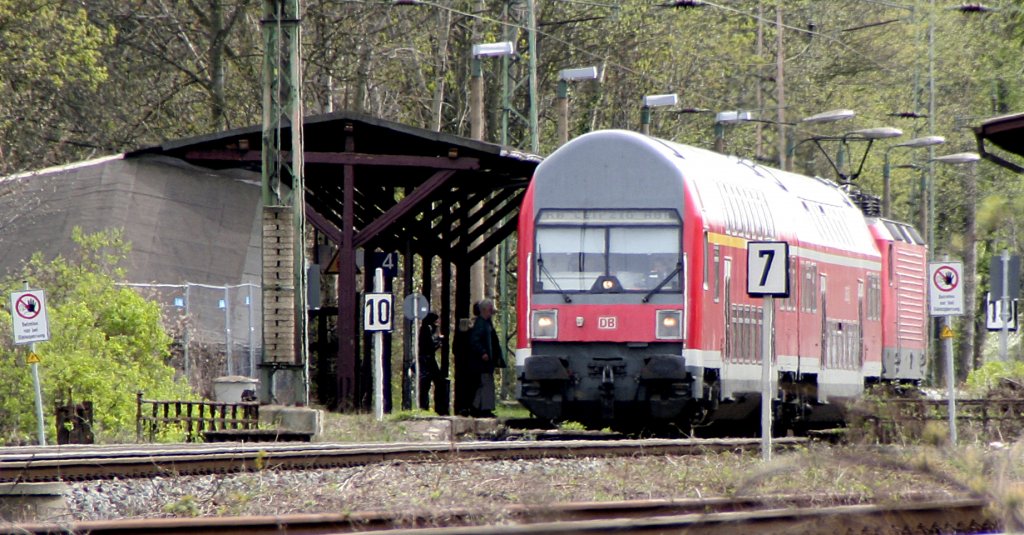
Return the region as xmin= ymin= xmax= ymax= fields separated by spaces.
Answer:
xmin=468 ymin=299 xmax=504 ymax=417
xmin=417 ymin=312 xmax=442 ymax=410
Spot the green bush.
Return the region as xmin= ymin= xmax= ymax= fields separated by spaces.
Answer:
xmin=0 ymin=228 xmax=194 ymax=444
xmin=965 ymin=360 xmax=1024 ymax=397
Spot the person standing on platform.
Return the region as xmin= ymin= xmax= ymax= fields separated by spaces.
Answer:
xmin=468 ymin=299 xmax=504 ymax=417
xmin=417 ymin=312 xmax=443 ymax=411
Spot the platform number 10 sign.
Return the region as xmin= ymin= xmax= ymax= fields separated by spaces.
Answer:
xmin=364 ymin=293 xmax=393 ymax=332
xmin=747 ymin=241 xmax=790 ymax=298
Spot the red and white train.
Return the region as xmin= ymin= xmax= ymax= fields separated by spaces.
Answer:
xmin=515 ymin=129 xmax=927 ymax=433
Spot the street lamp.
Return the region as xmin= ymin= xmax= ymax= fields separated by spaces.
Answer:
xmin=469 ymin=41 xmax=515 ymax=310
xmin=883 ymin=135 xmax=946 ymax=218
xmin=556 ymin=66 xmax=599 ymax=146
xmin=801 ymin=109 xmax=857 ymax=124
xmin=470 ymin=41 xmax=515 ymax=142
xmin=641 ymin=93 xmax=678 ymax=136
xmin=928 ymin=151 xmax=981 ymax=439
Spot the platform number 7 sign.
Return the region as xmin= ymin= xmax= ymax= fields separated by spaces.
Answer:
xmin=747 ymin=241 xmax=790 ymax=298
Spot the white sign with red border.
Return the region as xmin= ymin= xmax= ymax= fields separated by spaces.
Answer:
xmin=11 ymin=289 xmax=50 ymax=344
xmin=929 ymin=261 xmax=964 ymax=316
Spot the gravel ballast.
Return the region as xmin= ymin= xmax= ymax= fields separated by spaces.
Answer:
xmin=60 ymin=447 xmax=966 ymax=522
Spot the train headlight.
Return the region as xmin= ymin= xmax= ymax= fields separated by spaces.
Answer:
xmin=532 ymin=310 xmax=558 ymax=339
xmin=656 ymin=310 xmax=683 ymax=340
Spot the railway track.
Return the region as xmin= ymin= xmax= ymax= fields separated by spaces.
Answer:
xmin=0 ymin=437 xmax=805 ymax=483
xmin=6 ymin=494 xmax=994 ymax=534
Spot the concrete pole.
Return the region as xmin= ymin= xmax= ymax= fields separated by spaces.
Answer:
xmin=714 ymin=123 xmax=725 ymax=153
xmin=557 ymin=80 xmax=569 ymax=146
xmin=527 ymin=0 xmax=539 ymax=153
xmin=960 ymin=163 xmax=977 ymax=380
xmin=918 ymin=168 xmax=929 ymax=246
xmin=469 ymin=58 xmax=486 ymax=306
xmin=883 ymin=154 xmax=892 ymax=219
xmin=775 ymin=5 xmax=787 ymax=171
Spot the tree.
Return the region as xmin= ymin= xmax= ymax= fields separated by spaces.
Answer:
xmin=0 ymin=229 xmax=193 ymax=445
xmin=0 ymin=0 xmax=113 ymax=174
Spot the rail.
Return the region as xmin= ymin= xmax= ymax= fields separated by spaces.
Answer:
xmin=7 ymin=496 xmax=994 ymax=534
xmin=0 ymin=437 xmax=808 ymax=483
xmin=135 ymin=392 xmax=259 ymax=442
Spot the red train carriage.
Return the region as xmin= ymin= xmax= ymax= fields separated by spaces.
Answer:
xmin=515 ymin=130 xmax=928 ymax=432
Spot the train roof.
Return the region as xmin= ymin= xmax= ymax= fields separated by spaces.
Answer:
xmin=536 ymin=130 xmax=879 ymax=258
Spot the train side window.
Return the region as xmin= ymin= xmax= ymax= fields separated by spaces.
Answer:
xmin=801 ymin=262 xmax=818 ymax=313
xmin=888 ymin=243 xmax=895 ymax=287
xmin=783 ymin=258 xmax=797 ymax=311
xmin=801 ymin=262 xmax=809 ymax=311
xmin=713 ymin=245 xmax=721 ymax=303
xmin=703 ymin=231 xmax=709 ymax=291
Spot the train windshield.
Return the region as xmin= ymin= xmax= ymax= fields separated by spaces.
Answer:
xmin=535 ymin=209 xmax=681 ymax=293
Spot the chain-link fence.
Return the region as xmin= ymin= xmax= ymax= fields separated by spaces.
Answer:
xmin=121 ymin=283 xmax=261 ymax=396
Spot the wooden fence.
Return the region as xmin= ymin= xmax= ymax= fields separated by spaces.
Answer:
xmin=136 ymin=391 xmax=259 ymax=442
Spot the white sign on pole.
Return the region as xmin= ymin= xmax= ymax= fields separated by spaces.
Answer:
xmin=11 ymin=290 xmax=50 ymax=345
xmin=364 ymin=293 xmax=393 ymax=332
xmin=746 ymin=241 xmax=788 ymax=463
xmin=928 ymin=262 xmax=964 ymax=316
xmin=986 ymin=293 xmax=1018 ymax=331
xmin=747 ymin=241 xmax=790 ymax=297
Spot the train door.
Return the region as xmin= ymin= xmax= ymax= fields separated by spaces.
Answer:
xmin=820 ymin=274 xmax=828 ymax=369
xmin=723 ymin=257 xmax=732 ymax=362
xmin=857 ymin=279 xmax=865 ymax=368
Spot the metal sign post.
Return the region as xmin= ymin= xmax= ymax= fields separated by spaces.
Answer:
xmin=12 ymin=283 xmax=51 ymax=446
xmin=929 ymin=260 xmax=963 ymax=447
xmin=364 ymin=269 xmax=393 ymax=421
xmin=747 ymin=241 xmax=789 ymax=462
xmin=1001 ymin=250 xmax=1011 ymax=362
xmin=990 ymin=250 xmax=1020 ymax=362
xmin=403 ymin=293 xmax=429 ymax=410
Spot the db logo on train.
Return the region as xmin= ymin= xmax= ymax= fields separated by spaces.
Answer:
xmin=598 ymin=316 xmax=617 ymax=330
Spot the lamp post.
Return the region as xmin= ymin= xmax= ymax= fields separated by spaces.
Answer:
xmin=470 ymin=41 xmax=515 ymax=142
xmin=883 ymin=136 xmax=946 ymax=218
xmin=556 ymin=66 xmax=599 ymax=146
xmin=641 ymin=93 xmax=678 ymax=136
xmin=930 ymin=152 xmax=981 ymax=398
xmin=469 ymin=41 xmax=515 ymax=308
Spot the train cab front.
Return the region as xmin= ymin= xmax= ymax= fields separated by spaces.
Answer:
xmin=516 ymin=208 xmax=693 ymax=428
xmin=519 ymin=337 xmax=692 ymax=428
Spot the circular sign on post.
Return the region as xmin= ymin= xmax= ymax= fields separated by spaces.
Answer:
xmin=404 ymin=293 xmax=430 ymax=321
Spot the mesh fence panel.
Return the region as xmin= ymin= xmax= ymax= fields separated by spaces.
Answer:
xmin=123 ymin=283 xmax=262 ymax=396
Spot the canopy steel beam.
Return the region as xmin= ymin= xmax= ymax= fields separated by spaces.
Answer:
xmin=186 ymin=149 xmax=480 ymax=171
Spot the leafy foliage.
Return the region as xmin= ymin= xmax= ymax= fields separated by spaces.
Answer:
xmin=0 ymin=229 xmax=193 ymax=445
xmin=965 ymin=360 xmax=1024 ymax=397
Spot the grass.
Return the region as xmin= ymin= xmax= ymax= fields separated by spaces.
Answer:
xmin=317 ymin=400 xmax=533 ymax=443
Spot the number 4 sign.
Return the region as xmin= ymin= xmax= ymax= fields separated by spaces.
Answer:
xmin=747 ymin=241 xmax=790 ymax=297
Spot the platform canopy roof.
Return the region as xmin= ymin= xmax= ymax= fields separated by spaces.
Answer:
xmin=130 ymin=110 xmax=541 ymax=263
xmin=974 ymin=112 xmax=1024 ymax=174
